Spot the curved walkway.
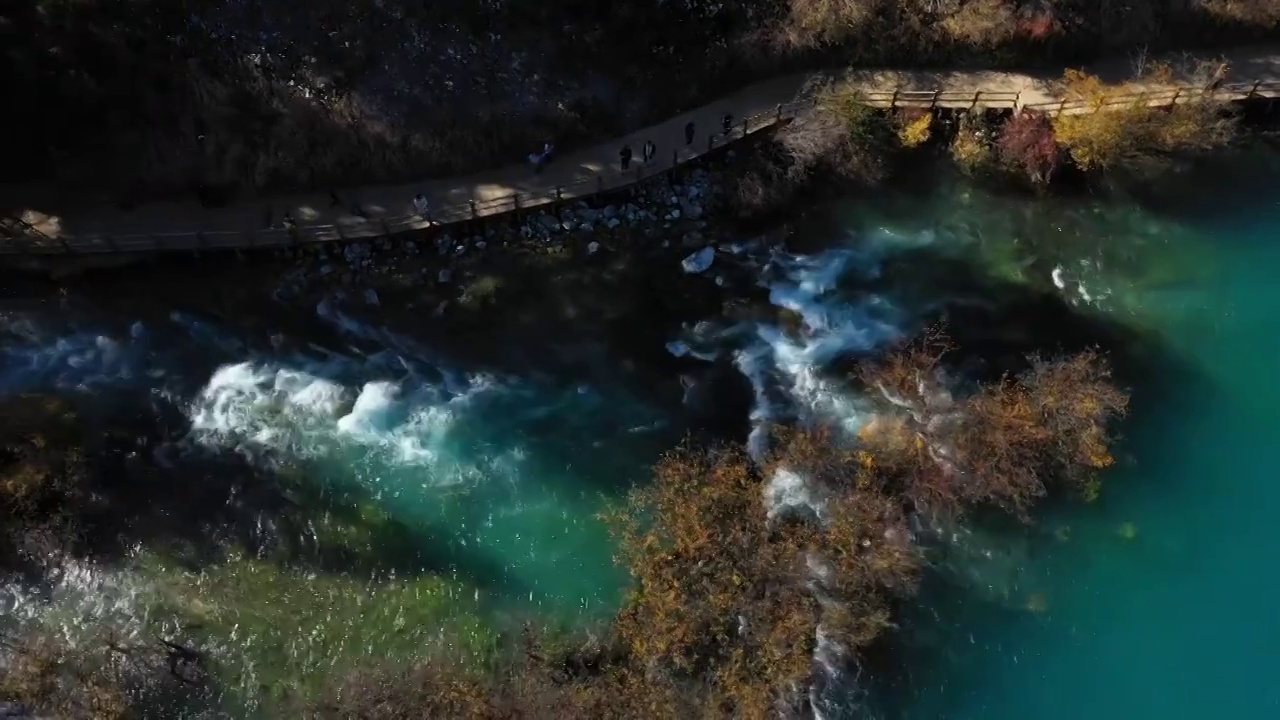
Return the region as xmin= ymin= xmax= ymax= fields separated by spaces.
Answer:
xmin=4 ymin=46 xmax=1280 ymax=255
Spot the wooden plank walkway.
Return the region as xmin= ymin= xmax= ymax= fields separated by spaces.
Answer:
xmin=4 ymin=49 xmax=1280 ymax=256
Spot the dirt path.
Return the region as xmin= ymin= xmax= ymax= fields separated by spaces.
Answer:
xmin=4 ymin=46 xmax=1279 ymax=250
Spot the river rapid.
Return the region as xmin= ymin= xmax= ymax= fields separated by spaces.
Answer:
xmin=2 ymin=144 xmax=1278 ymax=717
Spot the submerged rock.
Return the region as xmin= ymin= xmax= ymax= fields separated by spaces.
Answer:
xmin=682 ymin=246 xmax=716 ymax=274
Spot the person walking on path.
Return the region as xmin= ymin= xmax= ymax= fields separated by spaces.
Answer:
xmin=620 ymin=144 xmax=633 ymax=170
xmin=1205 ymin=61 xmax=1229 ymax=93
xmin=413 ymin=193 xmax=431 ymax=222
xmin=684 ymin=121 xmax=695 ymax=146
xmin=722 ymin=113 xmax=733 ymax=137
xmin=348 ymin=196 xmax=368 ymax=219
xmin=643 ymin=140 xmax=656 ymax=164
xmin=529 ymin=142 xmax=554 ymax=174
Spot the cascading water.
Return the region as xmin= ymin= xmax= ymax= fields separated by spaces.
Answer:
xmin=0 ymin=294 xmax=678 ymax=713
xmin=6 ymin=153 xmax=1248 ymax=718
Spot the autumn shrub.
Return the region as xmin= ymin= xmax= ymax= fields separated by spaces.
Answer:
xmin=1201 ymin=0 xmax=1280 ymax=27
xmin=0 ymin=631 xmax=210 ymax=719
xmin=939 ymin=0 xmax=1018 ymax=47
xmin=0 ymin=635 xmax=129 ymax=720
xmin=895 ymin=108 xmax=934 ymax=148
xmin=729 ymin=145 xmax=803 ymax=216
xmin=949 ymin=111 xmax=998 ymax=175
xmin=308 ymin=660 xmax=494 ymax=719
xmin=610 ymin=444 xmax=819 ymax=716
xmin=780 ymin=86 xmax=895 ymax=185
xmin=0 ymin=396 xmax=93 ymax=572
xmin=856 ymin=329 xmax=1128 ymax=517
xmin=310 ymin=642 xmax=695 ymax=720
xmin=996 ymin=109 xmax=1061 ymax=184
xmin=1051 ymin=70 xmax=1238 ymax=171
xmin=780 ymin=0 xmax=879 ymax=49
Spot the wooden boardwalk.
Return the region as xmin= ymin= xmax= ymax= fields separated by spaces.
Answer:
xmin=4 ymin=50 xmax=1280 ymax=256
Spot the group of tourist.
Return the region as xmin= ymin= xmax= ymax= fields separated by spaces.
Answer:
xmin=274 ymin=109 xmax=744 ymax=233
xmin=619 ymin=112 xmax=734 ymax=170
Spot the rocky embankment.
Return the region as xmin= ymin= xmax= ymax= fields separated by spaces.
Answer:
xmin=271 ymin=167 xmax=729 ymax=305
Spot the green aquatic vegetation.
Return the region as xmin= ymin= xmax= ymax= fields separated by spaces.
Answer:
xmin=145 ymin=551 xmax=497 ymax=705
xmin=133 ymin=484 xmax=498 ymax=709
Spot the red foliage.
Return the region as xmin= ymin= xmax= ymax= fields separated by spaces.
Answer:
xmin=1016 ymin=9 xmax=1058 ymax=40
xmin=997 ymin=109 xmax=1061 ymax=184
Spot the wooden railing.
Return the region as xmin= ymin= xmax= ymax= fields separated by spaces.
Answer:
xmin=4 ymin=79 xmax=1277 ymax=256
xmin=1022 ymin=79 xmax=1280 ymax=116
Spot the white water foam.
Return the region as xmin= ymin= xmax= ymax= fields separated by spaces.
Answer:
xmin=675 ymin=246 xmax=904 ymax=464
xmin=187 ymin=358 xmax=496 ymax=479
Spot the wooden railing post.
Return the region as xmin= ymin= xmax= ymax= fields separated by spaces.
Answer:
xmin=930 ymin=89 xmax=940 ymax=109
xmin=1013 ymin=91 xmax=1021 ymax=109
xmin=891 ymin=89 xmax=899 ymax=109
xmin=1170 ymin=89 xmax=1181 ymax=106
xmin=555 ymin=186 xmax=563 ymax=201
xmin=776 ymin=103 xmax=783 ymax=122
xmin=970 ymin=90 xmax=982 ymax=110
xmin=741 ymin=118 xmax=748 ymax=137
xmin=1249 ymin=79 xmax=1262 ymax=98
xmin=1057 ymin=98 xmax=1067 ymax=117
xmin=470 ymin=200 xmax=477 ymax=219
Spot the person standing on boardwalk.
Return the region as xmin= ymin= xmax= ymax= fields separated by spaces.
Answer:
xmin=1204 ymin=61 xmax=1229 ymax=93
xmin=413 ymin=193 xmax=431 ymax=222
xmin=684 ymin=121 xmax=695 ymax=146
xmin=643 ymin=140 xmax=656 ymax=164
xmin=620 ymin=144 xmax=633 ymax=170
xmin=722 ymin=113 xmax=733 ymax=137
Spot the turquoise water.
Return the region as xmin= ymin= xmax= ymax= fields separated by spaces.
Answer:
xmin=858 ymin=153 xmax=1280 ymax=718
xmin=4 ymin=147 xmax=1280 ymax=717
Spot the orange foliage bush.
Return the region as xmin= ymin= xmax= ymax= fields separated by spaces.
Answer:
xmin=858 ymin=330 xmax=1128 ymax=517
xmin=610 ymin=444 xmax=819 ymax=716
